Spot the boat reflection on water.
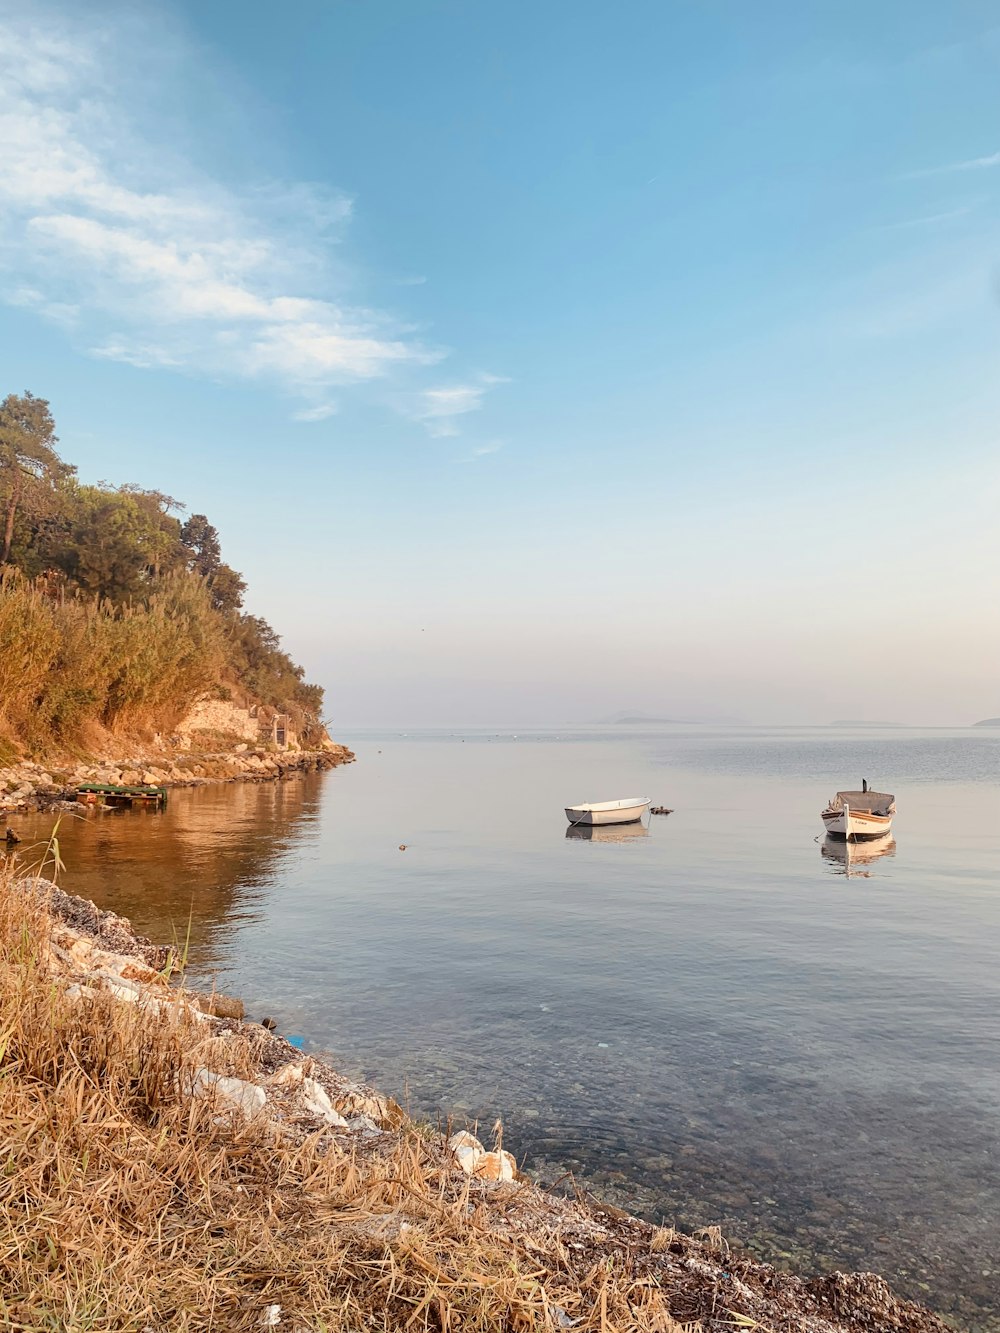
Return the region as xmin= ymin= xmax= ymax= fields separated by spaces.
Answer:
xmin=566 ymin=822 xmax=649 ymax=843
xmin=821 ymin=832 xmax=896 ymax=877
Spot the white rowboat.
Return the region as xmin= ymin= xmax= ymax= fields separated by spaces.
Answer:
xmin=565 ymin=797 xmax=650 ymax=826
xmin=821 ymin=783 xmax=895 ymax=840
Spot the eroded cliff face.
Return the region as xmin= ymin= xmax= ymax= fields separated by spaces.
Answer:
xmin=173 ymin=694 xmax=330 ymax=751
xmin=175 ymin=696 xmax=263 ymax=745
xmin=0 ymin=687 xmax=350 ymax=816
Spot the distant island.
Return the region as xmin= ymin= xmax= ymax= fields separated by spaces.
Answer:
xmin=972 ymin=717 xmax=1000 ymax=727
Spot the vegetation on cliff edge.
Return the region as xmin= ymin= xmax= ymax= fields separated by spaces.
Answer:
xmin=0 ymin=390 xmax=323 ymax=753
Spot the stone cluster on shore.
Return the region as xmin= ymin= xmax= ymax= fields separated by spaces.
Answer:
xmin=0 ymin=743 xmax=354 ymax=814
xmin=28 ymin=876 xmax=404 ymax=1139
xmin=17 ymin=877 xmax=523 ymax=1173
xmin=3 ymin=874 xmax=951 ymax=1333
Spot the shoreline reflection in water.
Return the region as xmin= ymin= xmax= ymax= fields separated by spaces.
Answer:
xmin=12 ymin=777 xmax=326 ymax=979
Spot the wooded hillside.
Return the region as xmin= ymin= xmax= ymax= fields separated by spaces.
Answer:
xmin=0 ymin=391 xmax=324 ymax=755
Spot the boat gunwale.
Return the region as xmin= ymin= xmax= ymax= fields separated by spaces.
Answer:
xmin=821 ymin=808 xmax=892 ymax=822
xmin=565 ymin=797 xmax=650 ymax=814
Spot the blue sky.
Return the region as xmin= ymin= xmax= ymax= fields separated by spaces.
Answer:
xmin=2 ymin=0 xmax=999 ymax=724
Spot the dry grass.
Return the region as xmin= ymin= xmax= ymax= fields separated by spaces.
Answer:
xmin=0 ymin=865 xmax=700 ymax=1333
xmin=0 ymin=863 xmax=951 ymax=1333
xmin=0 ymin=571 xmax=223 ymax=752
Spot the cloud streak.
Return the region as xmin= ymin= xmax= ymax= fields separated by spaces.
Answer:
xmin=0 ymin=6 xmax=440 ymax=402
xmin=403 ymin=374 xmax=508 ymax=437
xmin=877 ymin=206 xmax=973 ymax=231
xmin=906 ymin=150 xmax=1000 ymax=177
xmin=458 ymin=441 xmax=504 ymax=462
xmin=292 ymin=402 xmax=339 ymax=422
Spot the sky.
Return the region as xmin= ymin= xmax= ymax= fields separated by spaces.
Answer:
xmin=2 ymin=0 xmax=999 ymax=726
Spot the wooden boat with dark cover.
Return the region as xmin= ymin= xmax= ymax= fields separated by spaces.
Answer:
xmin=821 ymin=780 xmax=894 ymax=840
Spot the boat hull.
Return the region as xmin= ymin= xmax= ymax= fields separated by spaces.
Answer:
xmin=565 ymin=798 xmax=650 ymax=826
xmin=821 ymin=808 xmax=893 ymax=840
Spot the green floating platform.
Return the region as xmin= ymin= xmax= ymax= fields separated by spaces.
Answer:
xmin=76 ymin=783 xmax=168 ymax=807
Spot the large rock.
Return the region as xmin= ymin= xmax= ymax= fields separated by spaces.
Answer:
xmin=268 ymin=1062 xmax=305 ymax=1090
xmin=333 ymin=1085 xmax=404 ymax=1128
xmin=192 ymin=1069 xmax=266 ymax=1118
xmin=191 ymin=991 xmax=245 ymax=1021
xmin=301 ymin=1077 xmax=349 ymax=1127
xmin=447 ymin=1131 xmax=516 ymax=1182
xmin=188 ymin=1034 xmax=239 ymax=1075
xmin=267 ymin=1063 xmax=350 ymax=1127
xmin=448 ymin=1130 xmax=485 ymax=1174
xmin=475 ymin=1150 xmax=517 ymax=1182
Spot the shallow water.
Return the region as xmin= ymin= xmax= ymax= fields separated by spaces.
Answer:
xmin=15 ymin=726 xmax=1000 ymax=1327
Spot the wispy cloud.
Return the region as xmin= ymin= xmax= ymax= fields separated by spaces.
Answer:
xmin=946 ymin=151 xmax=1000 ymax=171
xmin=0 ymin=7 xmax=441 ymax=402
xmin=291 ymin=402 xmax=338 ymax=422
xmin=835 ymin=255 xmax=987 ymax=340
xmin=458 ymin=441 xmax=504 ymax=462
xmin=7 ymin=284 xmax=79 ymax=328
xmin=403 ymin=374 xmax=508 ymax=437
xmin=91 ymin=340 xmax=182 ymax=369
xmin=905 ymin=151 xmax=1000 ymax=178
xmin=877 ymin=206 xmax=973 ymax=231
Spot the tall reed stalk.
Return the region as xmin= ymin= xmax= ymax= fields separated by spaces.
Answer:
xmin=0 ymin=571 xmax=224 ymax=750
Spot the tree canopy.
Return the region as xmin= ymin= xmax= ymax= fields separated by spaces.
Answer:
xmin=0 ymin=391 xmax=323 ymax=733
xmin=0 ymin=392 xmax=76 ymax=564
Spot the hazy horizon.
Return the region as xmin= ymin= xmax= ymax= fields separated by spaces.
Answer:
xmin=3 ymin=0 xmax=999 ymax=728
xmin=330 ymin=714 xmax=998 ymax=732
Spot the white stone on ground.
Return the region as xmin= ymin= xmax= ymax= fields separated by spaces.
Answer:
xmin=192 ymin=1069 xmax=266 ymax=1117
xmin=447 ymin=1131 xmax=516 ymax=1181
xmin=300 ymin=1077 xmax=349 ymax=1126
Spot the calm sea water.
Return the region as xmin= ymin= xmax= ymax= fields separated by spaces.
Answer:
xmin=15 ymin=726 xmax=1000 ymax=1327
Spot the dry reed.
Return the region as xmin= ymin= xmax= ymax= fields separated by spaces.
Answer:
xmin=0 ymin=864 xmax=700 ymax=1333
xmin=0 ymin=865 xmax=948 ymax=1333
xmin=0 ymin=571 xmax=223 ymax=751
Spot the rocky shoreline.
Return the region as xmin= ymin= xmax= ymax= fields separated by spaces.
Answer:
xmin=0 ymin=743 xmax=354 ymax=815
xmin=1 ymin=869 xmax=952 ymax=1333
